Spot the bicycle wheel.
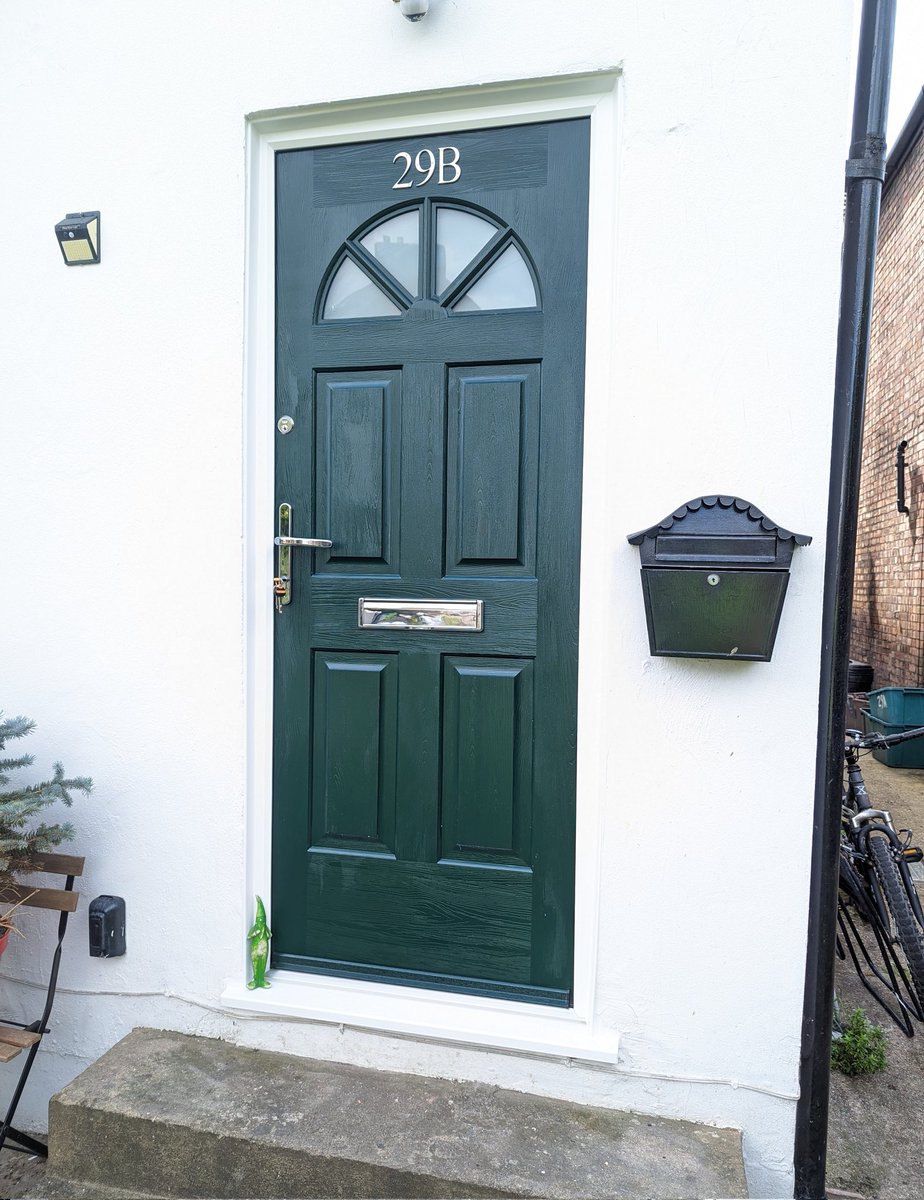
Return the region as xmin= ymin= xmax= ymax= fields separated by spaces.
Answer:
xmin=869 ymin=834 xmax=924 ymax=1010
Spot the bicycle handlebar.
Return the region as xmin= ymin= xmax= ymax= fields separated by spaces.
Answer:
xmin=847 ymin=723 xmax=924 ymax=751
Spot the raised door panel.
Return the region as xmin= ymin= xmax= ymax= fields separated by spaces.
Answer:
xmin=440 ymin=656 xmax=533 ymax=867
xmin=445 ymin=365 xmax=539 ymax=575
xmin=309 ymin=651 xmax=398 ymax=856
xmin=315 ymin=370 xmax=401 ymax=574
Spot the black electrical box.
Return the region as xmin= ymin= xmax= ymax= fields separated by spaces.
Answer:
xmin=89 ymin=895 xmax=126 ymax=957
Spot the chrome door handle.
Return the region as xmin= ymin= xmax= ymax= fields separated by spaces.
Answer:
xmin=274 ymin=536 xmax=333 ymax=548
xmin=274 ymin=503 xmax=332 ymax=613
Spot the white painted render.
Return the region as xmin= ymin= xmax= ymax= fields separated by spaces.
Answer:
xmin=0 ymin=3 xmax=853 ymax=1195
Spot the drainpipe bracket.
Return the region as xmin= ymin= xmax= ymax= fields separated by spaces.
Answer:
xmin=845 ymin=156 xmax=886 ymax=182
xmin=846 ymin=134 xmax=887 ymax=181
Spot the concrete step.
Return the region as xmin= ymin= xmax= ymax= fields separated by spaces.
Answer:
xmin=46 ymin=1028 xmax=747 ymax=1199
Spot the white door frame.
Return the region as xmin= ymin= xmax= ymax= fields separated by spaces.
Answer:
xmin=224 ymin=70 xmax=624 ymax=1064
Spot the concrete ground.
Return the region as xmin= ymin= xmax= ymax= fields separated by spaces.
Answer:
xmin=2 ymin=752 xmax=924 ymax=1200
xmin=0 ymin=1147 xmax=46 ymax=1199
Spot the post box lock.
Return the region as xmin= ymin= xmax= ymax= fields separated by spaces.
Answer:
xmin=627 ymin=495 xmax=811 ymax=662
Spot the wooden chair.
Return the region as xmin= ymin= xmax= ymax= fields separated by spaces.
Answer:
xmin=0 ymin=852 xmax=84 ymax=1157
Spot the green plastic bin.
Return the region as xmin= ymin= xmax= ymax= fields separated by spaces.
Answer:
xmin=860 ymin=709 xmax=924 ymax=768
xmin=868 ymin=687 xmax=924 ymax=726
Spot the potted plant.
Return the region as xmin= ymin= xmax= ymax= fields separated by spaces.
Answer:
xmin=0 ymin=713 xmax=92 ymax=955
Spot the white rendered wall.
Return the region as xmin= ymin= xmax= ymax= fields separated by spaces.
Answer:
xmin=0 ymin=4 xmax=852 ymax=1196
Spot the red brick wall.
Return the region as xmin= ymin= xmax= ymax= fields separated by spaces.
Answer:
xmin=851 ymin=131 xmax=924 ymax=688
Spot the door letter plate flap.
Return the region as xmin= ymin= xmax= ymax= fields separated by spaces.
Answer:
xmin=359 ymin=599 xmax=483 ymax=631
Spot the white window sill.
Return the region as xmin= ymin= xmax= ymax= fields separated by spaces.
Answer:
xmin=221 ymin=970 xmax=620 ymax=1064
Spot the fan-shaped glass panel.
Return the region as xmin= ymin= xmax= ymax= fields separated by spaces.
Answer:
xmin=323 ymin=258 xmax=401 ymax=320
xmin=435 ymin=208 xmax=497 ymax=294
xmin=359 ymin=211 xmax=420 ymax=296
xmin=453 ymin=245 xmax=537 ymax=312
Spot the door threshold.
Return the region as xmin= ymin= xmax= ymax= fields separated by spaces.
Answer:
xmin=221 ymin=969 xmax=620 ymax=1064
xmin=272 ymin=953 xmax=571 ymax=1007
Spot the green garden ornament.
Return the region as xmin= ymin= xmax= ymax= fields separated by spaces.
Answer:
xmin=247 ymin=895 xmax=272 ymax=989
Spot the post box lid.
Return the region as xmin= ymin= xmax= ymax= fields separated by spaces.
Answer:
xmin=627 ymin=495 xmax=811 ymax=569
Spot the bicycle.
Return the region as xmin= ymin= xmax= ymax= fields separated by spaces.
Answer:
xmin=837 ymin=724 xmax=924 ymax=1035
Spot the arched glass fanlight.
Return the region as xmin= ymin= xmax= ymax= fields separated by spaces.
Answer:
xmin=319 ymin=202 xmax=538 ymax=321
xmin=453 ymin=244 xmax=537 ymax=312
xmin=359 ymin=210 xmax=420 ymax=296
xmin=323 ymin=257 xmax=401 ymax=320
xmin=435 ymin=208 xmax=497 ymax=295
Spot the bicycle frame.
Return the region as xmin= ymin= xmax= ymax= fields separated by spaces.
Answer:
xmin=837 ymin=856 xmax=920 ymax=1035
xmin=839 ymin=734 xmax=924 ymax=1032
xmin=844 ymin=742 xmax=924 ymax=929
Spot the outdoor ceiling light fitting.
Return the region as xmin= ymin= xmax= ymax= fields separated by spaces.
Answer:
xmin=393 ymin=0 xmax=429 ymax=21
xmin=54 ymin=211 xmax=101 ymax=265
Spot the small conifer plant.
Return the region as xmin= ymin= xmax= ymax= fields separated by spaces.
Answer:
xmin=831 ymin=1005 xmax=887 ymax=1076
xmin=0 ymin=714 xmax=92 ymax=932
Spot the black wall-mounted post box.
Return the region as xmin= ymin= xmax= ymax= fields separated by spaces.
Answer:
xmin=627 ymin=496 xmax=811 ymax=661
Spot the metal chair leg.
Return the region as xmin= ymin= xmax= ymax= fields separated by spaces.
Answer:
xmin=0 ymin=1125 xmax=48 ymax=1157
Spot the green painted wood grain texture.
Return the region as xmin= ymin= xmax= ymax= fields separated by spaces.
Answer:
xmin=272 ymin=119 xmax=589 ymax=1002
xmin=315 ymin=372 xmax=401 ymax=569
xmin=301 ymin=854 xmax=532 ymax=981
xmin=445 ymin=365 xmax=540 ymax=571
xmin=310 ymin=652 xmax=397 ymax=855
xmin=441 ymin=656 xmax=533 ymax=866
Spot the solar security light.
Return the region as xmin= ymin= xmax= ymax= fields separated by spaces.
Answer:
xmin=55 ymin=211 xmax=100 ymax=265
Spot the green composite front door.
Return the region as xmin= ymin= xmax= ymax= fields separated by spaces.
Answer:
xmin=272 ymin=119 xmax=589 ymax=1005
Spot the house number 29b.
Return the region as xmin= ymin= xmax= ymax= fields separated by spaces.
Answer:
xmin=393 ymin=146 xmax=462 ymax=188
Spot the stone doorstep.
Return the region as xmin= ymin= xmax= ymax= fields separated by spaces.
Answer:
xmin=27 ymin=1172 xmax=167 ymax=1200
xmin=46 ymin=1028 xmax=747 ymax=1200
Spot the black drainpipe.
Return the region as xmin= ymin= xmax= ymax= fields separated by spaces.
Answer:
xmin=793 ymin=2 xmax=896 ymax=1198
